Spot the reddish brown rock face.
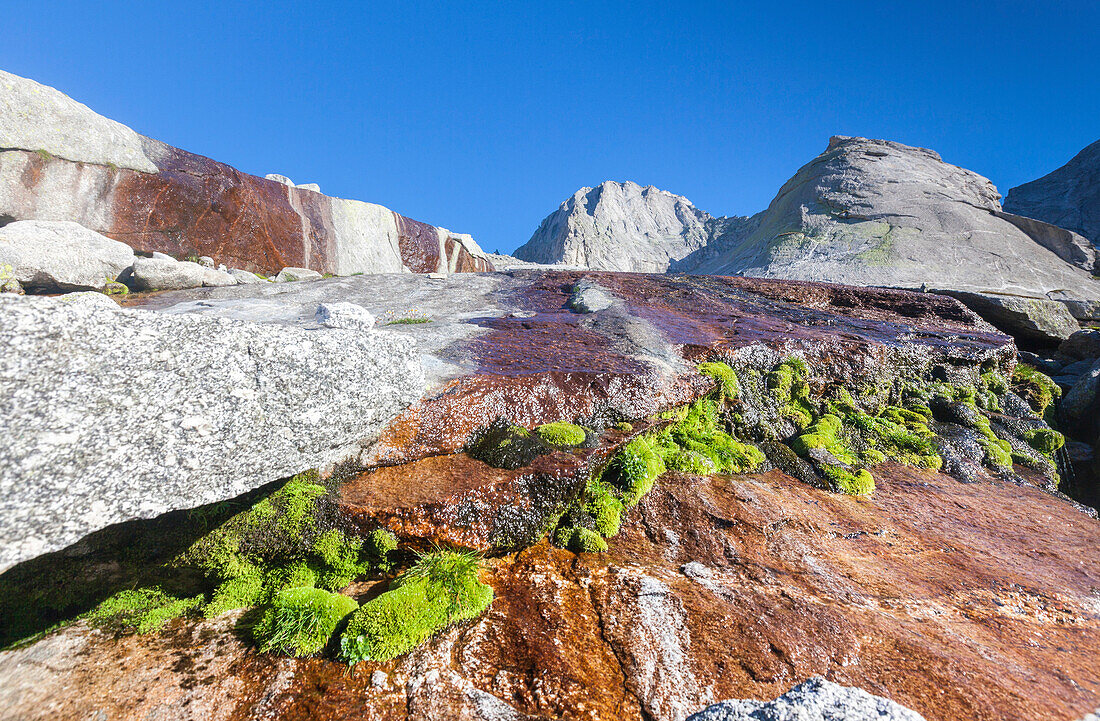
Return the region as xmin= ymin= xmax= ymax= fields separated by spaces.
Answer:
xmin=6 ymin=465 xmax=1098 ymax=721
xmin=366 ymin=271 xmax=1011 ymax=465
xmin=3 ymin=271 xmax=1093 ymax=721
xmin=0 ymin=147 xmax=493 ymax=275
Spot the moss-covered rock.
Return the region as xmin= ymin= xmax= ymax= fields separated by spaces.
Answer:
xmin=535 ymin=422 xmax=587 ymax=447
xmin=253 ymin=586 xmax=358 ymax=657
xmin=699 ymin=361 xmax=740 ymax=400
xmin=176 ymin=471 xmax=376 ymax=618
xmin=87 ymin=587 xmax=202 ymax=634
xmin=1024 ymin=428 xmax=1065 ymax=456
xmin=467 ymin=420 xmax=552 ymax=469
xmin=340 ymin=550 xmax=493 ymax=663
xmin=1011 ymin=364 xmax=1062 ymax=414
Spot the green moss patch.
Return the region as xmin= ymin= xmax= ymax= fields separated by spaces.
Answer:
xmin=1024 ymin=428 xmax=1065 ymax=456
xmin=88 ymin=587 xmax=202 ymax=634
xmin=1011 ymin=364 xmax=1061 ymax=414
xmin=535 ymin=422 xmax=587 ymax=447
xmin=177 ymin=471 xmax=380 ymax=618
xmin=254 ymin=586 xmax=358 ymax=657
xmin=698 ymin=361 xmax=740 ymax=400
xmin=340 ymin=549 xmax=493 ymax=663
xmin=551 ymin=391 xmax=765 ymax=554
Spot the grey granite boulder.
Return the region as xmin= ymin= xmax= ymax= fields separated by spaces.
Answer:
xmin=130 ymin=256 xmax=207 ymax=291
xmin=0 ymin=69 xmax=157 ymax=173
xmin=1062 ymin=358 xmax=1100 ymax=422
xmin=200 ymin=266 xmax=237 ymax=287
xmin=932 ymin=290 xmax=1079 ymax=346
xmin=0 ymin=293 xmax=424 ymax=572
xmin=1005 ymin=138 xmax=1100 ymax=246
xmin=686 ymin=677 xmax=926 ymax=721
xmin=316 ymin=301 xmax=375 ymax=330
xmin=0 ymin=220 xmax=134 ymax=292
xmin=229 ymin=268 xmax=267 ymax=284
xmin=1060 ymin=330 xmax=1100 ymax=360
xmin=275 ymin=266 xmax=324 ymax=282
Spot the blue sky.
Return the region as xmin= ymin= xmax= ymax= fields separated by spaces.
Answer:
xmin=4 ymin=1 xmax=1098 ymax=254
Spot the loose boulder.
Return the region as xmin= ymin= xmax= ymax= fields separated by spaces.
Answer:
xmin=130 ymin=256 xmax=207 ymax=291
xmin=276 ymin=266 xmax=324 ymax=282
xmin=0 ymin=220 xmax=134 ymax=292
xmin=686 ymin=677 xmax=927 ymax=721
xmin=933 ymin=290 xmax=1080 ymax=346
xmin=0 ymin=293 xmax=425 ymax=572
xmin=316 ymin=302 xmax=375 ymax=330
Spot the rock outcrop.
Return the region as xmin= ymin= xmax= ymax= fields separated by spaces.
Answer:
xmin=1 ymin=270 xmax=1098 ymax=720
xmin=0 ymin=69 xmax=493 ymax=276
xmin=519 ymin=138 xmax=1100 ymax=319
xmin=688 ymin=137 xmax=1100 ymax=304
xmin=687 ymin=677 xmax=927 ymax=721
xmin=0 ymin=219 xmax=134 ymax=291
xmin=514 ymin=181 xmax=752 ymax=273
xmin=1005 ymin=138 xmax=1100 ymax=247
xmin=0 ymin=292 xmax=424 ymax=571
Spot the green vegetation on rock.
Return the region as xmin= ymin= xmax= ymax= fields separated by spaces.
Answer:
xmin=1024 ymin=428 xmax=1065 ymax=456
xmin=340 ymin=549 xmax=493 ymax=663
xmin=177 ymin=471 xmax=379 ymax=618
xmin=767 ymin=357 xmax=815 ymax=429
xmin=253 ymin=586 xmax=358 ymax=657
xmin=535 ymin=422 xmax=587 ymax=447
xmin=88 ymin=587 xmax=202 ymax=634
xmin=386 ymin=317 xmax=432 ymax=325
xmin=698 ymin=361 xmax=740 ymax=400
xmin=551 ymin=383 xmax=765 ymax=554
xmin=1011 ymin=364 xmax=1061 ymax=414
xmin=653 ymin=399 xmax=765 ymax=477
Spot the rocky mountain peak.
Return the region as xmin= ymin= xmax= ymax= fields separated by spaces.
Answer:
xmin=514 ymin=180 xmax=715 ymax=272
xmin=1005 ymin=137 xmax=1100 ymax=246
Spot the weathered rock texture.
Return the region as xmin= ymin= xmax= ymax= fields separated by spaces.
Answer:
xmin=514 ymin=180 xmax=753 ymax=273
xmin=0 ymin=292 xmax=424 ymax=571
xmin=2 ymin=271 xmax=1097 ymax=721
xmin=0 ymin=219 xmax=133 ymax=291
xmin=691 ymin=137 xmax=1100 ymax=302
xmin=687 ymin=677 xmax=926 ymax=720
xmin=518 ymin=138 xmax=1100 ymax=313
xmin=2 ymin=462 xmax=1098 ymax=721
xmin=1005 ymin=138 xmax=1100 ymax=247
xmin=0 ymin=69 xmax=493 ymax=276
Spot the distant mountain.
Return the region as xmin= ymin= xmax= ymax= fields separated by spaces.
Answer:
xmin=1004 ymin=138 xmax=1100 ymax=247
xmin=513 ymin=181 xmax=752 ymax=273
xmin=519 ymin=137 xmax=1100 ymax=311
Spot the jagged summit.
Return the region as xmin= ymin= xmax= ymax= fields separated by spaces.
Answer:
xmin=513 ymin=180 xmax=736 ymax=272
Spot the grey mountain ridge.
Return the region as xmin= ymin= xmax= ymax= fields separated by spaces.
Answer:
xmin=517 ymin=137 xmax=1100 ymax=314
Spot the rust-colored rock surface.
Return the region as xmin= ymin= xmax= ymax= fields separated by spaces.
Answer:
xmin=7 ymin=269 xmax=1094 ymax=721
xmin=363 ymin=271 xmax=1011 ymax=464
xmin=0 ymin=145 xmax=493 ymax=276
xmin=4 ymin=465 xmax=1098 ymax=721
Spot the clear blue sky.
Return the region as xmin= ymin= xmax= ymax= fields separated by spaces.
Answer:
xmin=4 ymin=1 xmax=1098 ymax=254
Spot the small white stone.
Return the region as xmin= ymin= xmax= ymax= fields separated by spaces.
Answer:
xmin=316 ymin=302 xmax=375 ymax=331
